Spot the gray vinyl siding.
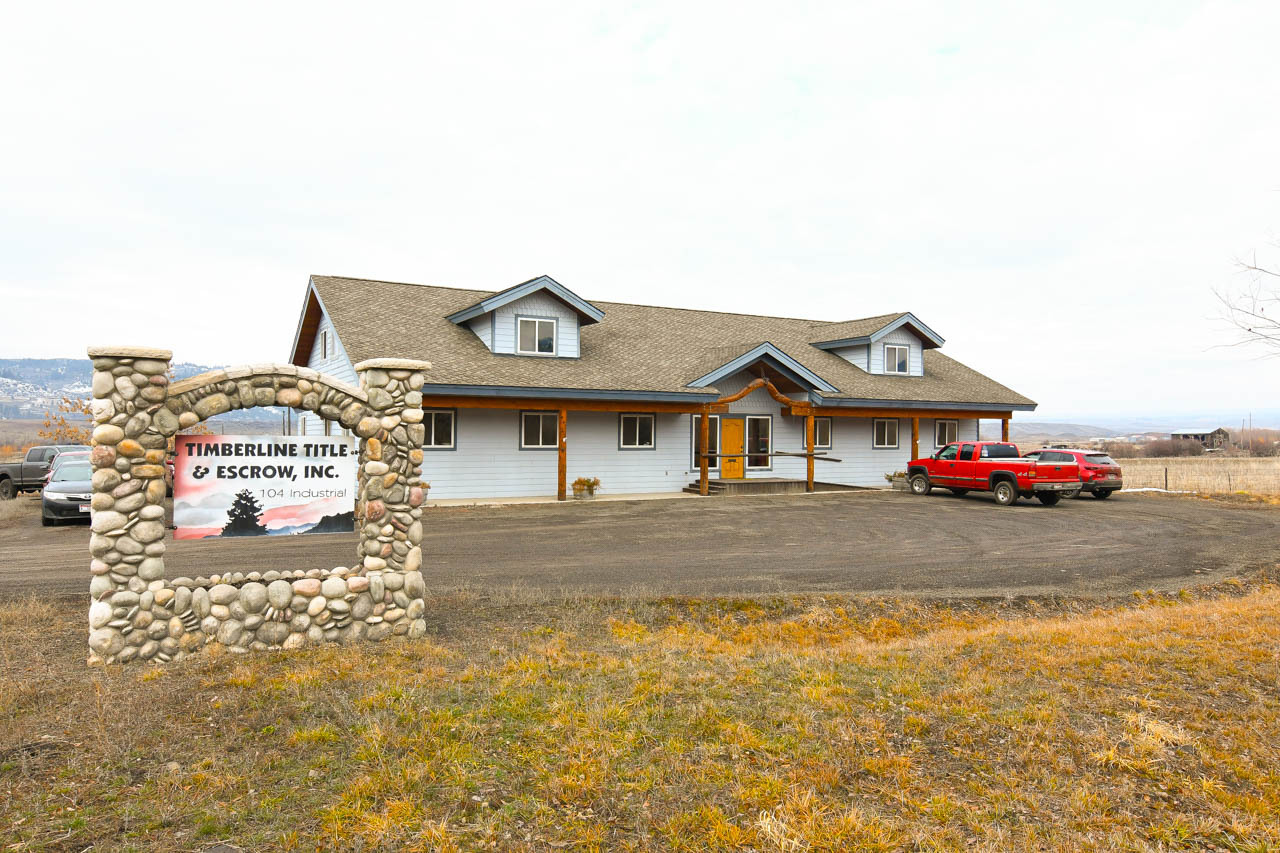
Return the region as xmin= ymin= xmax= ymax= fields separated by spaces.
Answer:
xmin=467 ymin=315 xmax=493 ymax=349
xmin=491 ymin=292 xmax=581 ymax=357
xmin=419 ymin=409 xmax=689 ymax=499
xmin=868 ymin=328 xmax=924 ymax=376
xmin=298 ymin=309 xmax=358 ymax=436
xmin=831 ymin=344 xmax=869 ymax=372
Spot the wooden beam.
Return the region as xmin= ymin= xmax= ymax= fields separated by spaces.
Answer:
xmin=805 ymin=413 xmax=815 ymax=493
xmin=785 ymin=405 xmax=1013 ymax=421
xmin=1001 ymin=418 xmax=1010 ymax=442
xmin=557 ymin=408 xmax=567 ymax=502
xmin=419 ymin=395 xmax=724 ymax=414
xmin=911 ymin=417 xmax=919 ymax=460
xmin=699 ymin=405 xmax=710 ymax=496
xmin=714 ymin=376 xmax=805 ymax=408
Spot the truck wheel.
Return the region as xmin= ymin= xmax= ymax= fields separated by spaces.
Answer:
xmin=909 ymin=474 xmax=932 ymax=496
xmin=0 ymin=479 xmax=14 ymax=500
xmin=1092 ymin=490 xmax=1113 ymax=500
xmin=1037 ymin=492 xmax=1061 ymax=506
xmin=993 ymin=480 xmax=1018 ymax=506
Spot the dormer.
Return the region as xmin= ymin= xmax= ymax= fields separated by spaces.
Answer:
xmin=446 ymin=275 xmax=604 ymax=358
xmin=809 ymin=312 xmax=944 ymax=377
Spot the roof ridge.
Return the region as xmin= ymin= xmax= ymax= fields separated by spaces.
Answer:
xmin=311 ymin=274 xmax=494 ymax=296
xmin=313 ymin=275 xmax=918 ymax=334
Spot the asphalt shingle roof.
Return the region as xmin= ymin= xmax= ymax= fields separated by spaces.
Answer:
xmin=304 ymin=275 xmax=1035 ymax=408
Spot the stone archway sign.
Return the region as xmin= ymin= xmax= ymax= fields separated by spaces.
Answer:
xmin=86 ymin=346 xmax=432 ymax=665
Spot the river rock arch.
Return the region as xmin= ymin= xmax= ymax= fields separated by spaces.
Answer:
xmin=86 ymin=346 xmax=431 ymax=665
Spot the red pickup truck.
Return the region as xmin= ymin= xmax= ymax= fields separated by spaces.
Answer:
xmin=906 ymin=441 xmax=1080 ymax=506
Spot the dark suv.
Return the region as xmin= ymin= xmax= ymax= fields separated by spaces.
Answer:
xmin=1023 ymin=448 xmax=1123 ymax=499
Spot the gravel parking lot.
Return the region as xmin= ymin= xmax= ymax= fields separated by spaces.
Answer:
xmin=2 ymin=490 xmax=1277 ymax=599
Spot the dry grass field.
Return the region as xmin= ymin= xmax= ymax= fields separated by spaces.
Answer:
xmin=1121 ymin=456 xmax=1280 ymax=495
xmin=3 ymin=574 xmax=1279 ymax=851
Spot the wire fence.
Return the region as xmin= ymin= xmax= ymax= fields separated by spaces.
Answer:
xmin=1120 ymin=457 xmax=1280 ymax=494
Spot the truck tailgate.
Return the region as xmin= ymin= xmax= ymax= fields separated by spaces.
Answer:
xmin=1034 ymin=459 xmax=1078 ymax=482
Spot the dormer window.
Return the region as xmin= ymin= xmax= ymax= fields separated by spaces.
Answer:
xmin=884 ymin=344 xmax=909 ymax=374
xmin=517 ymin=317 xmax=557 ymax=355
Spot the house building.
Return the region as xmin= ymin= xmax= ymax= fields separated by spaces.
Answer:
xmin=1171 ymin=427 xmax=1230 ymax=449
xmin=288 ymin=274 xmax=1036 ymax=499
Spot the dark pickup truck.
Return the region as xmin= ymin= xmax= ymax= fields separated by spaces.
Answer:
xmin=0 ymin=444 xmax=90 ymax=499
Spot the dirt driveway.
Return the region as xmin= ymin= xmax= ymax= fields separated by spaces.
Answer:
xmin=2 ymin=491 xmax=1277 ymax=600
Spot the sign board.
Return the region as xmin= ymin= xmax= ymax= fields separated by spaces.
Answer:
xmin=173 ymin=435 xmax=357 ymax=540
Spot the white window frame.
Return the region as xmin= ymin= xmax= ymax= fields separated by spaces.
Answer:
xmin=619 ymin=413 xmax=656 ymax=450
xmin=516 ymin=316 xmax=558 ymax=356
xmin=873 ymin=418 xmax=899 ymax=449
xmin=691 ymin=414 xmax=720 ymax=470
xmin=935 ymin=419 xmax=958 ymax=447
xmin=424 ymin=409 xmax=456 ymax=450
xmin=520 ymin=411 xmax=559 ymax=449
xmin=884 ymin=344 xmax=909 ymax=375
xmin=813 ymin=416 xmax=832 ymax=450
xmin=320 ymin=330 xmax=328 ymax=360
xmin=746 ymin=415 xmax=772 ymax=470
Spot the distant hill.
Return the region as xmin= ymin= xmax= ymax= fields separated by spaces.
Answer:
xmin=980 ymin=422 xmax=1121 ymax=440
xmin=0 ymin=358 xmax=279 ymax=422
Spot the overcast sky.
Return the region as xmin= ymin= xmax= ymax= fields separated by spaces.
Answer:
xmin=3 ymin=1 xmax=1278 ymax=423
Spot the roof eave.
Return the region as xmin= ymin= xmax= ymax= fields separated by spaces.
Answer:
xmin=420 ymin=383 xmax=720 ymax=403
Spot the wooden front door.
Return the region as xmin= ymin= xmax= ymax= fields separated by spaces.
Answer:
xmin=721 ymin=418 xmax=745 ymax=479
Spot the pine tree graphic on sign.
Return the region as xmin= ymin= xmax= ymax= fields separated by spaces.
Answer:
xmin=221 ymin=489 xmax=268 ymax=537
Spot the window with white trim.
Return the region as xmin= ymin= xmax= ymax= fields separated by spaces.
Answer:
xmin=517 ymin=317 xmax=557 ymax=355
xmin=424 ymin=410 xmax=455 ymax=449
xmin=814 ymin=417 xmax=832 ymax=449
xmin=619 ymin=413 xmax=655 ymax=449
xmin=691 ymin=415 xmax=720 ymax=470
xmin=746 ymin=415 xmax=771 ymax=468
xmin=935 ymin=419 xmax=958 ymax=447
xmin=873 ymin=418 xmax=899 ymax=448
xmin=884 ymin=344 xmax=909 ymax=374
xmin=521 ymin=411 xmax=558 ymax=448
xmin=321 ymin=330 xmax=328 ymax=360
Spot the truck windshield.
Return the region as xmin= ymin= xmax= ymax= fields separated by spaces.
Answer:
xmin=980 ymin=444 xmax=1019 ymax=458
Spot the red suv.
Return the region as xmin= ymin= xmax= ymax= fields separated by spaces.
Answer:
xmin=1023 ymin=448 xmax=1122 ymax=499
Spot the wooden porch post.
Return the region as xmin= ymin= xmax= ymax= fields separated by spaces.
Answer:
xmin=699 ymin=405 xmax=710 ymax=496
xmin=557 ymin=408 xmax=567 ymax=501
xmin=805 ymin=413 xmax=815 ymax=492
xmin=911 ymin=417 xmax=919 ymax=460
xmin=1001 ymin=418 xmax=1009 ymax=442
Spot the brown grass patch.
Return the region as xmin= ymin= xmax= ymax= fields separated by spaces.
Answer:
xmin=1122 ymin=456 xmax=1280 ymax=495
xmin=2 ymin=577 xmax=1279 ymax=851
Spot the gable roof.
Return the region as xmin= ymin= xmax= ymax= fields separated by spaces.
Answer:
xmin=810 ymin=312 xmax=945 ymax=350
xmin=444 ymin=274 xmax=604 ymax=326
xmin=295 ymin=275 xmax=1036 ymax=410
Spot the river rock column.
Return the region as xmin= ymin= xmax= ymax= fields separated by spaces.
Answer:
xmin=86 ymin=346 xmax=174 ymax=664
xmin=353 ymin=359 xmax=431 ymax=574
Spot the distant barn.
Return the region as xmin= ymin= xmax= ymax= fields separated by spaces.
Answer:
xmin=1171 ymin=427 xmax=1229 ymax=449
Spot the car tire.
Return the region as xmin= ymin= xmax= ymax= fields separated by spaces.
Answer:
xmin=909 ymin=474 xmax=932 ymax=496
xmin=0 ymin=479 xmax=14 ymax=500
xmin=41 ymin=513 xmax=55 ymax=526
xmin=993 ymin=480 xmax=1018 ymax=506
xmin=1092 ymin=490 xmax=1114 ymax=500
xmin=1037 ymin=492 xmax=1061 ymax=506
xmin=949 ymin=488 xmax=969 ymax=496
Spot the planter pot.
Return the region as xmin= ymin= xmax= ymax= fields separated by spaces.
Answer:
xmin=890 ymin=478 xmax=909 ymax=491
xmin=573 ymin=491 xmax=595 ymax=500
